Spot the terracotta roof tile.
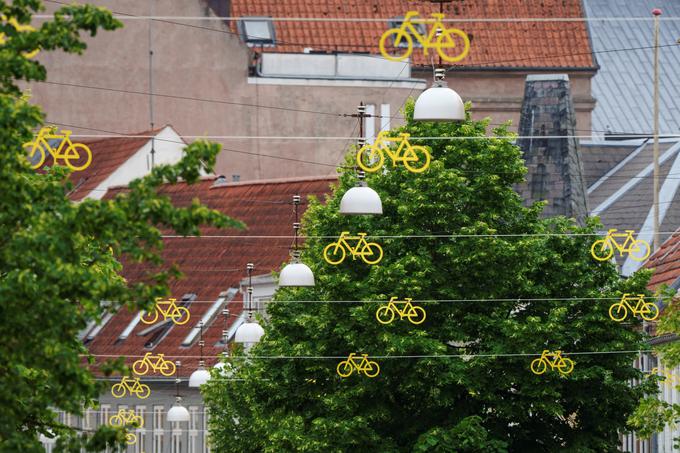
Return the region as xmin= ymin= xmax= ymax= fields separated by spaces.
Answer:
xmin=64 ymin=127 xmax=167 ymax=201
xmin=645 ymin=230 xmax=680 ymax=291
xmin=230 ymin=0 xmax=595 ymax=69
xmin=87 ymin=176 xmax=336 ymax=376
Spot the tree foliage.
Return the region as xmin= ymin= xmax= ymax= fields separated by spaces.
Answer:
xmin=203 ymin=103 xmax=653 ymax=452
xmin=0 ymin=2 xmax=242 ymax=451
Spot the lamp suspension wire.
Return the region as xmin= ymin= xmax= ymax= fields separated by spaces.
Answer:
xmin=148 ymin=0 xmax=156 ymax=168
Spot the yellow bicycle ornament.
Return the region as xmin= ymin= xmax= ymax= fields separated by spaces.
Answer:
xmin=111 ymin=376 xmax=151 ymax=399
xmin=590 ymin=229 xmax=650 ymax=262
xmin=24 ymin=126 xmax=93 ymax=171
xmin=357 ymin=132 xmax=430 ymax=173
xmin=609 ymin=293 xmax=659 ymax=322
xmin=530 ymin=350 xmax=574 ymax=376
xmin=109 ymin=409 xmax=143 ymax=445
xmin=336 ymin=353 xmax=380 ymax=378
xmin=0 ymin=15 xmax=40 ymax=58
xmin=379 ymin=11 xmax=470 ymax=63
xmin=132 ymin=353 xmax=177 ymax=376
xmin=323 ymin=232 xmax=383 ymax=265
xmin=140 ymin=298 xmax=190 ymax=325
xmin=376 ymin=297 xmax=426 ymax=325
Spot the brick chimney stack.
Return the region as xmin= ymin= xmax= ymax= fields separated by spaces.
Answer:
xmin=516 ymin=74 xmax=589 ymax=225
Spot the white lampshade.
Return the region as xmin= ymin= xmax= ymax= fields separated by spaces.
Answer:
xmin=234 ymin=321 xmax=264 ymax=343
xmin=167 ymin=403 xmax=190 ymax=422
xmin=279 ymin=261 xmax=315 ymax=286
xmin=414 ymin=69 xmax=465 ymax=122
xmin=39 ymin=433 xmax=56 ymax=445
xmin=339 ymin=184 xmax=383 ymax=215
xmin=188 ymin=366 xmax=211 ymax=387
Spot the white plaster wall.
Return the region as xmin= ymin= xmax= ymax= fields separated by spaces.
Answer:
xmin=86 ymin=126 xmax=185 ymax=200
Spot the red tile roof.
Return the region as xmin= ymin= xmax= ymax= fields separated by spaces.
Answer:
xmin=67 ymin=127 xmax=168 ymax=201
xmin=645 ymin=231 xmax=680 ymax=290
xmin=87 ymin=176 xmax=336 ymax=376
xmin=229 ymin=0 xmax=595 ymax=69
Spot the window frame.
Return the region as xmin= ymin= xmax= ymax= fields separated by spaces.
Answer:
xmin=238 ymin=16 xmax=276 ymax=47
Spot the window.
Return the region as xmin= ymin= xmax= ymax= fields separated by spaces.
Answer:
xmin=153 ymin=405 xmax=164 ymax=453
xmin=388 ymin=17 xmax=425 ymax=48
xmin=83 ymin=409 xmax=93 ymax=430
xmin=203 ymin=409 xmax=210 ymax=453
xmin=100 ymin=405 xmax=110 ymax=426
xmin=238 ymin=17 xmax=275 ymax=46
xmin=171 ymin=423 xmax=183 ymax=453
xmin=188 ymin=406 xmax=199 ymax=453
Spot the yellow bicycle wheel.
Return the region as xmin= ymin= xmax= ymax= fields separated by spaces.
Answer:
xmin=109 ymin=415 xmax=123 ymax=426
xmin=323 ymin=242 xmax=346 ymax=265
xmin=557 ymin=358 xmax=575 ymax=375
xmin=407 ymin=306 xmax=427 ymax=325
xmin=608 ymin=303 xmax=628 ymax=322
xmin=361 ymin=242 xmax=383 ymax=265
xmin=336 ymin=361 xmax=353 ymax=377
xmin=379 ymin=28 xmax=413 ymax=61
xmin=171 ymin=306 xmax=191 ymax=325
xmin=356 ymin=145 xmax=385 ymax=173
xmin=132 ymin=359 xmax=149 ymax=376
xmin=136 ymin=384 xmax=151 ymax=399
xmin=590 ymin=239 xmax=614 ymax=261
xmin=640 ymin=303 xmax=659 ymax=321
xmin=160 ymin=359 xmax=177 ymax=376
xmin=628 ymin=239 xmax=651 ymax=262
xmin=125 ymin=433 xmax=137 ymax=445
xmin=530 ymin=358 xmax=547 ymax=375
xmin=375 ymin=306 xmax=395 ymax=324
xmin=140 ymin=309 xmax=159 ymax=324
xmin=402 ymin=145 xmax=431 ymax=173
xmin=436 ymin=27 xmax=471 ymax=63
xmin=111 ymin=383 xmax=126 ymax=398
xmin=363 ymin=361 xmax=380 ymax=377
xmin=63 ymin=143 xmax=92 ymax=171
xmin=24 ymin=141 xmax=46 ymax=169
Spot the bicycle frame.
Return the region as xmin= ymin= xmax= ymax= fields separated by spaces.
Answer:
xmin=400 ymin=14 xmax=446 ymax=49
xmin=154 ymin=300 xmax=179 ymax=317
xmin=120 ymin=377 xmax=144 ymax=393
xmin=605 ymin=231 xmax=636 ymax=252
xmin=347 ymin=354 xmax=371 ymax=371
xmin=541 ymin=351 xmax=564 ymax=368
xmin=388 ymin=299 xmax=414 ymax=318
xmin=336 ymin=234 xmax=370 ymax=256
xmin=620 ymin=295 xmax=645 ymax=314
xmin=143 ymin=353 xmax=167 ymax=370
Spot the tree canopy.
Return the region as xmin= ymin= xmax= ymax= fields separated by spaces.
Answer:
xmin=0 ymin=2 xmax=241 ymax=451
xmin=203 ymin=103 xmax=655 ymax=452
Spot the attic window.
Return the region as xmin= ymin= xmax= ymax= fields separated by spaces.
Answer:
xmin=388 ymin=17 xmax=425 ymax=48
xmin=239 ymin=17 xmax=276 ymax=47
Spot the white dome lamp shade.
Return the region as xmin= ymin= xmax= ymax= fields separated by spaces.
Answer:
xmin=235 ymin=263 xmax=265 ymax=344
xmin=234 ymin=320 xmax=265 ymax=343
xmin=214 ymin=351 xmax=235 ymax=377
xmin=189 ymin=321 xmax=211 ymax=387
xmin=167 ymin=397 xmax=191 ymax=422
xmin=414 ymin=68 xmax=465 ymax=122
xmin=167 ymin=374 xmax=190 ymax=423
xmin=279 ymin=196 xmax=315 ymax=287
xmin=339 ymin=171 xmax=383 ymax=215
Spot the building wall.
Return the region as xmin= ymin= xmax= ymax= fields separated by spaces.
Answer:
xmin=31 ymin=1 xmax=595 ymax=183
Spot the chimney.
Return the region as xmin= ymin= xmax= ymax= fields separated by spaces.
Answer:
xmin=516 ymin=74 xmax=588 ymax=225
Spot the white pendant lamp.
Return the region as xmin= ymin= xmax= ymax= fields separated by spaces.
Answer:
xmin=235 ymin=263 xmax=265 ymax=344
xmin=279 ymin=195 xmax=315 ymax=287
xmin=214 ymin=351 xmax=234 ymax=377
xmin=340 ymin=170 xmax=383 ymax=215
xmin=167 ymin=371 xmax=190 ymax=423
xmin=414 ymin=68 xmax=465 ymax=122
xmin=189 ymin=321 xmax=211 ymax=387
xmin=167 ymin=397 xmax=190 ymax=422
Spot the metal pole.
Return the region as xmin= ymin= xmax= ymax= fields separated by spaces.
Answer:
xmin=148 ymin=0 xmax=156 ymax=168
xmin=652 ymin=8 xmax=661 ymax=251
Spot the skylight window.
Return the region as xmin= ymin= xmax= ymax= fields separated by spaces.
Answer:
xmin=239 ymin=17 xmax=276 ymax=47
xmin=388 ymin=17 xmax=425 ymax=48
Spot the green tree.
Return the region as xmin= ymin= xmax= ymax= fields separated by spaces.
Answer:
xmin=0 ymin=2 xmax=242 ymax=451
xmin=203 ymin=103 xmax=654 ymax=452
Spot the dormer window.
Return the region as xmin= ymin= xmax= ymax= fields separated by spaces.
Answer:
xmin=239 ymin=17 xmax=276 ymax=47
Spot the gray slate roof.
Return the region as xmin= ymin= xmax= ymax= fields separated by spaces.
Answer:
xmin=583 ymin=0 xmax=680 ymax=135
xmin=584 ymin=138 xmax=680 ymax=275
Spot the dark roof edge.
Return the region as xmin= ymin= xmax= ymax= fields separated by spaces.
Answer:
xmin=413 ymin=66 xmax=598 ymax=73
